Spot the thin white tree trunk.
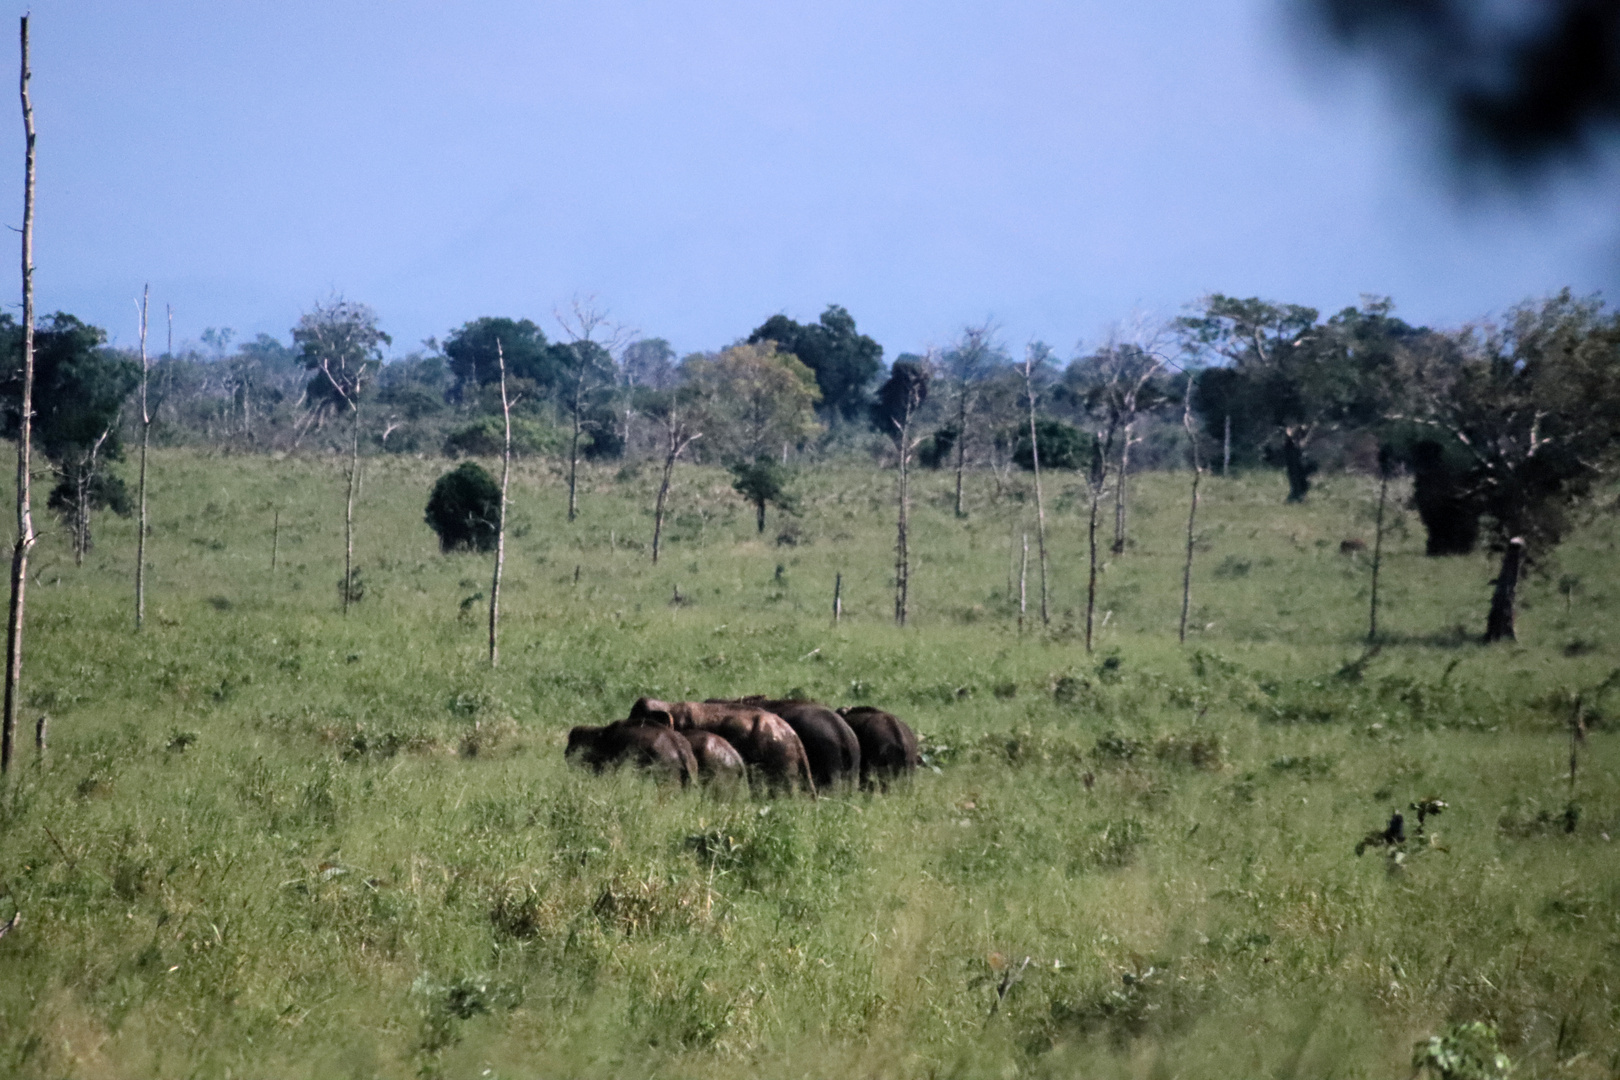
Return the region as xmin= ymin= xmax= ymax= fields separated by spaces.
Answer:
xmin=342 ymin=407 xmax=358 ymax=616
xmin=1179 ymin=380 xmax=1202 ymax=644
xmin=1023 ymin=360 xmax=1049 ymax=627
xmin=135 ymin=285 xmax=149 ymax=630
xmin=652 ymin=446 xmax=674 ymax=565
xmin=1368 ymin=465 xmax=1388 ymax=643
xmin=489 ymin=341 xmax=511 ymax=667
xmin=3 ymin=16 xmax=35 ymax=774
xmin=895 ymin=419 xmax=911 ymax=626
xmin=1018 ymin=532 xmax=1028 ymax=635
xmin=953 ymin=385 xmax=968 ymax=518
xmin=1112 ymin=421 xmax=1131 ymax=554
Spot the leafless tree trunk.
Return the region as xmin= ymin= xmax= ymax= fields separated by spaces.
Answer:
xmin=1111 ymin=422 xmax=1132 ymax=554
xmin=556 ymin=296 xmax=632 ymax=525
xmin=1222 ymin=413 xmax=1231 ymax=476
xmin=1084 ymin=431 xmax=1112 ymax=654
xmin=270 ymin=508 xmax=279 ymax=573
xmin=1179 ymin=378 xmax=1202 ymax=644
xmin=1021 ymin=347 xmax=1049 ymax=627
xmin=566 ymin=372 xmax=583 ymax=522
xmin=135 ymin=285 xmax=150 ymax=630
xmin=952 ymin=381 xmax=969 ymax=518
xmin=3 ymin=16 xmax=35 ymax=774
xmin=319 ymin=359 xmax=369 ymax=617
xmin=832 ymin=571 xmax=842 ymax=625
xmin=895 ymin=423 xmax=912 ymax=625
xmin=1484 ymin=537 xmax=1525 ymax=643
xmin=1368 ymin=459 xmax=1390 ymax=643
xmin=70 ymin=427 xmax=112 ymax=565
xmin=342 ymin=408 xmax=359 ymax=615
xmin=652 ymin=421 xmax=699 ymax=566
xmin=1018 ymin=532 xmax=1028 ymax=634
xmin=488 ymin=341 xmax=512 ymax=667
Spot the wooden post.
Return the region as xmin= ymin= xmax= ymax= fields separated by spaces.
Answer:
xmin=833 ymin=571 xmax=842 ymax=624
xmin=489 ymin=340 xmax=511 ymax=667
xmin=3 ymin=16 xmax=37 ymax=775
xmin=135 ymin=285 xmax=150 ymax=630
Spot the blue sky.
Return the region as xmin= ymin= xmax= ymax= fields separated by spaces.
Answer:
xmin=5 ymin=0 xmax=1616 ymax=359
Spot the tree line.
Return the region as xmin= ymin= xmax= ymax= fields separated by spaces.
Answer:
xmin=5 ymin=288 xmax=1620 ymax=646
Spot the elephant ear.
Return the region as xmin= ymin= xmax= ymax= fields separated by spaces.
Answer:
xmin=631 ymin=697 xmax=675 ymax=727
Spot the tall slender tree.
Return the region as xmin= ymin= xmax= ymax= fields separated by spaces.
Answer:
xmin=488 ymin=341 xmax=512 ymax=667
xmin=2 ymin=15 xmax=33 ymax=774
xmin=135 ymin=286 xmax=150 ymax=630
xmin=292 ymin=299 xmax=388 ymax=616
xmin=555 ymin=296 xmax=628 ymax=523
xmin=1179 ymin=373 xmax=1203 ymax=644
xmin=1021 ymin=343 xmax=1052 ymax=627
xmin=873 ymin=357 xmax=931 ymax=626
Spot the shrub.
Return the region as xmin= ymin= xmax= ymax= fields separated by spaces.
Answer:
xmin=442 ymin=415 xmax=558 ymax=457
xmin=425 ymin=462 xmax=501 ymax=553
xmin=1013 ymin=418 xmax=1088 ymax=471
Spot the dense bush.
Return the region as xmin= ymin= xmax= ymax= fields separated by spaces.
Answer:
xmin=1013 ymin=417 xmax=1088 ymax=471
xmin=424 ymin=461 xmax=501 ymax=552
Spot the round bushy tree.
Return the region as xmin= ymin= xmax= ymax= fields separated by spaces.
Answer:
xmin=425 ymin=462 xmax=501 ymax=553
xmin=1013 ymin=418 xmax=1088 ymax=471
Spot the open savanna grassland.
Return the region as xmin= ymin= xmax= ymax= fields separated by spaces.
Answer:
xmin=0 ymin=447 xmax=1616 ymax=1080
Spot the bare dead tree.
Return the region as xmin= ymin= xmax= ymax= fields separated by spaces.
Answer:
xmin=1021 ymin=344 xmax=1051 ymax=627
xmin=135 ymin=285 xmax=150 ymax=630
xmin=488 ymin=341 xmax=513 ymax=667
xmin=555 ymin=295 xmax=632 ymax=524
xmin=945 ymin=323 xmax=995 ymax=518
xmin=1084 ymin=427 xmax=1114 ymax=654
xmin=648 ymin=393 xmax=703 ymax=565
xmin=68 ymin=426 xmax=112 ymax=566
xmin=1368 ymin=447 xmax=1392 ymax=643
xmin=879 ymin=357 xmax=931 ymax=626
xmin=1018 ymin=532 xmax=1028 ymax=635
xmin=1075 ymin=325 xmax=1167 ymax=556
xmin=319 ymin=360 xmax=371 ymax=617
xmin=1179 ymin=374 xmax=1203 ymax=644
xmin=3 ymin=16 xmax=34 ymax=774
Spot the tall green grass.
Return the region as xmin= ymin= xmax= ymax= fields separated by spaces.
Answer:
xmin=0 ymin=449 xmax=1615 ymax=1079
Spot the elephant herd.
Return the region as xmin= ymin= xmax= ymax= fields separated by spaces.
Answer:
xmin=565 ymin=696 xmax=919 ymax=795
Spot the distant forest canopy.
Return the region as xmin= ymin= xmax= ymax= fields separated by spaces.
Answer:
xmin=6 ymin=290 xmax=1620 ymax=549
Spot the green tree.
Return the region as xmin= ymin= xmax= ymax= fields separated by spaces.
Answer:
xmin=685 ymin=341 xmax=823 ymax=461
xmin=1012 ymin=418 xmax=1088 ymax=471
xmin=729 ymin=457 xmax=799 ymax=534
xmin=0 ymin=313 xmax=139 ymax=563
xmin=749 ymin=304 xmax=883 ymax=422
xmin=1404 ymin=290 xmax=1620 ymax=641
xmin=442 ymin=317 xmax=562 ymax=403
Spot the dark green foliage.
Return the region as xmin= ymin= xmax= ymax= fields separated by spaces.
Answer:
xmin=729 ymin=457 xmax=798 ymax=533
xmin=1013 ymin=418 xmax=1088 ymax=471
xmin=442 ymin=317 xmax=563 ymax=402
xmin=1406 ymin=438 xmax=1481 ymax=555
xmin=917 ymin=425 xmax=957 ymax=469
xmin=582 ymin=404 xmax=625 ymax=460
xmin=870 ymin=358 xmax=930 ymax=440
xmin=424 ymin=462 xmax=501 ymax=553
xmin=0 ymin=312 xmax=138 ymax=462
xmin=749 ymin=304 xmax=883 ymax=422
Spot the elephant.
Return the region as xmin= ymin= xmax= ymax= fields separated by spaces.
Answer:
xmin=680 ymin=729 xmax=747 ymax=783
xmin=628 ymin=697 xmax=816 ymax=795
xmin=836 ymin=706 xmax=919 ymax=789
xmin=710 ymin=697 xmax=860 ymax=790
xmin=565 ymin=720 xmax=698 ymax=786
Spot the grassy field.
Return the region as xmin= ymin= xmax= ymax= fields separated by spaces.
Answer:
xmin=0 ymin=447 xmax=1615 ymax=1079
